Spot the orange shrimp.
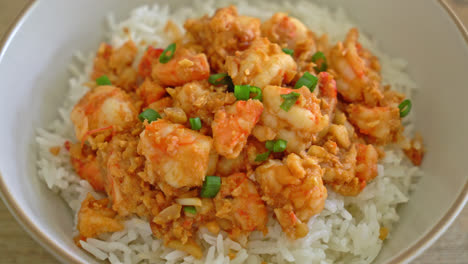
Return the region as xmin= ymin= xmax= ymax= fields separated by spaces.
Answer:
xmin=138 ymin=119 xmax=213 ymax=188
xmin=212 ymin=99 xmax=263 ymax=159
xmin=152 ymin=48 xmax=210 ymax=87
xmin=70 ymin=85 xmax=137 ymax=143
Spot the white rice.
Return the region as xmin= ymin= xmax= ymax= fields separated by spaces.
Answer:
xmin=35 ymin=0 xmax=424 ymax=263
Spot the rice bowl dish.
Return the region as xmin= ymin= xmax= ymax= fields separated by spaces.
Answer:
xmin=35 ymin=1 xmax=425 ymax=263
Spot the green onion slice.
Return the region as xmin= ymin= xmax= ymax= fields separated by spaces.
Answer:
xmin=265 ymin=140 xmax=275 ymax=151
xmin=255 ymin=151 xmax=271 ymax=162
xmin=273 ymin=139 xmax=288 ymax=152
xmin=398 ymin=99 xmax=412 ymax=117
xmin=159 ymin=43 xmax=176 ymax=63
xmin=138 ymin=109 xmax=161 ymax=124
xmin=209 ymin=73 xmax=228 ymax=85
xmin=209 ymin=73 xmax=234 ymax=92
xmin=249 ymin=86 xmax=262 ymax=101
xmin=294 ymin=72 xmax=318 ymax=92
xmin=183 ymin=206 xmax=197 ymax=215
xmin=234 ymin=85 xmax=262 ymax=101
xmin=200 ymin=176 xmax=221 ymax=198
xmin=96 ymin=75 xmax=112 ymax=86
xmin=189 ymin=117 xmax=202 ymax=131
xmin=282 ymin=48 xmax=294 ymax=56
xmin=280 ymin=92 xmax=300 ymax=112
xmin=311 ymin=51 xmax=328 ymax=73
xmin=234 ymin=85 xmax=251 ymax=100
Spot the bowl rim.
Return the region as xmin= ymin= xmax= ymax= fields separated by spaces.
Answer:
xmin=0 ymin=0 xmax=467 ymax=263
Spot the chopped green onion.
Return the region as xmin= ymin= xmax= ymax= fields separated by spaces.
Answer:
xmin=189 ymin=117 xmax=202 ymax=131
xmin=138 ymin=109 xmax=161 ymax=123
xmin=209 ymin=73 xmax=229 ymax=85
xmin=294 ymin=72 xmax=318 ymax=92
xmin=265 ymin=140 xmax=275 ymax=151
xmin=255 ymin=151 xmax=271 ymax=162
xmin=96 ymin=75 xmax=111 ymax=86
xmin=249 ymin=86 xmax=262 ymax=101
xmin=398 ymin=99 xmax=412 ymax=117
xmin=234 ymin=85 xmax=251 ymax=100
xmin=183 ymin=206 xmax=197 ymax=215
xmin=311 ymin=51 xmax=328 ymax=72
xmin=282 ymin=48 xmax=294 ymax=56
xmin=159 ymin=43 xmax=176 ymax=63
xmin=234 ymin=85 xmax=262 ymax=101
xmin=200 ymin=176 xmax=221 ymax=198
xmin=273 ymin=139 xmax=287 ymax=152
xmin=280 ymin=92 xmax=300 ymax=112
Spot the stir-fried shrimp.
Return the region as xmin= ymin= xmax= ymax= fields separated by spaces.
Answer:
xmin=167 ymin=80 xmax=236 ymax=125
xmin=225 ymin=38 xmax=297 ymax=88
xmin=347 ymin=103 xmax=401 ymax=144
xmin=98 ymin=133 xmax=164 ymax=217
xmin=261 ymin=85 xmax=328 ymax=153
xmin=329 ymin=28 xmax=384 ymax=106
xmin=308 ymin=141 xmax=378 ymax=196
xmin=214 ymin=173 xmax=268 ymax=243
xmin=261 ymin=13 xmax=309 ymax=49
xmin=69 ymin=7 xmax=424 ymax=259
xmin=136 ymin=78 xmax=166 ymax=106
xmin=212 ymin=99 xmax=263 ymax=159
xmin=91 ymin=41 xmax=139 ymax=91
xmin=69 ymin=143 xmax=106 ymax=192
xmin=152 ymin=47 xmax=210 ymax=87
xmin=185 ymin=6 xmax=261 ymax=71
xmin=138 ymin=46 xmax=164 ymax=78
xmin=317 ymin=72 xmax=338 ymax=123
xmin=308 ymin=143 xmax=356 ymax=185
xmin=138 ymin=119 xmax=213 ymax=189
xmin=77 ymin=194 xmax=124 ymax=239
xmin=70 ymin=85 xmax=137 ymax=143
xmin=215 ymin=138 xmax=266 ymax=176
xmin=255 ymin=154 xmax=326 ymax=238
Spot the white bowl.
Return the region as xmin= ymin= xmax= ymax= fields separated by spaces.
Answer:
xmin=0 ymin=0 xmax=466 ymax=263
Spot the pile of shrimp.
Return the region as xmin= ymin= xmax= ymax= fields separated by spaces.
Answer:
xmin=64 ymin=6 xmax=424 ymax=258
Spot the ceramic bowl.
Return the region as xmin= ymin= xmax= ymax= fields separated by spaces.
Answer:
xmin=0 ymin=0 xmax=467 ymax=263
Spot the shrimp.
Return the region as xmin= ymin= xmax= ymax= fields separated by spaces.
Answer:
xmin=347 ymin=103 xmax=401 ymax=144
xmin=69 ymin=143 xmax=106 ymax=192
xmin=308 ymin=142 xmax=379 ymax=196
xmin=255 ymin=153 xmax=327 ymax=238
xmin=70 ymin=85 xmax=137 ymax=143
xmin=151 ymin=48 xmax=210 ymax=87
xmin=212 ymin=99 xmax=263 ymax=159
xmin=317 ymin=72 xmax=338 ymax=119
xmin=260 ymin=85 xmax=328 ymax=153
xmin=136 ymin=78 xmax=166 ymax=106
xmin=138 ymin=46 xmax=163 ymax=78
xmin=261 ymin=13 xmax=309 ymax=49
xmin=77 ymin=193 xmax=124 ymax=239
xmin=91 ymin=41 xmax=138 ymax=91
xmin=138 ymin=119 xmax=213 ymax=189
xmin=225 ymin=38 xmax=297 ymax=88
xmin=214 ymin=173 xmax=268 ymax=243
xmin=215 ymin=138 xmax=267 ymax=176
xmin=355 ymin=143 xmax=379 ymax=182
xmin=98 ymin=133 xmax=163 ymax=217
xmin=184 ymin=6 xmax=261 ymax=71
xmin=167 ymin=80 xmax=236 ymax=126
xmin=329 ymin=28 xmax=383 ymax=106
